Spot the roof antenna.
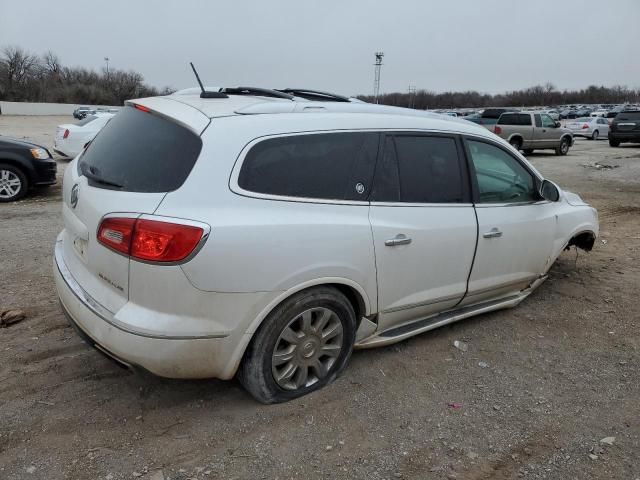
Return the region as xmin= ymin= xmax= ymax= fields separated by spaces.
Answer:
xmin=189 ymin=62 xmax=228 ymax=98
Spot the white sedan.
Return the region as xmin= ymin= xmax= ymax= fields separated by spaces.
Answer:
xmin=54 ymin=113 xmax=115 ymax=158
xmin=565 ymin=116 xmax=610 ymax=140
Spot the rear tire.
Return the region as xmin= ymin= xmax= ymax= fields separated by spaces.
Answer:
xmin=0 ymin=163 xmax=28 ymax=202
xmin=238 ymin=287 xmax=356 ymax=404
xmin=555 ymin=138 xmax=570 ymax=156
xmin=609 ymin=138 xmax=620 ymax=147
xmin=523 ymin=149 xmax=534 ymax=155
xmin=509 ymin=138 xmax=522 ymax=151
xmin=591 ymin=130 xmax=599 ymax=141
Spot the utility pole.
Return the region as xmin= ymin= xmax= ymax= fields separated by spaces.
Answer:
xmin=104 ymin=57 xmax=110 ymax=80
xmin=373 ymin=52 xmax=384 ymax=104
xmin=408 ymin=85 xmax=417 ymax=109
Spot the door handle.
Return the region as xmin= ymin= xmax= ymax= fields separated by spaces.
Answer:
xmin=483 ymin=228 xmax=503 ymax=239
xmin=385 ymin=234 xmax=412 ymax=246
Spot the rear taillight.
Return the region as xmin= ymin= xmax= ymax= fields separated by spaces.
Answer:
xmin=97 ymin=217 xmax=136 ymax=255
xmin=97 ymin=217 xmax=204 ymax=263
xmin=582 ymin=124 xmax=589 ymax=129
xmin=63 ymin=129 xmax=70 ymax=139
xmin=494 ymin=126 xmax=502 ymax=135
xmin=131 ymin=219 xmax=203 ymax=262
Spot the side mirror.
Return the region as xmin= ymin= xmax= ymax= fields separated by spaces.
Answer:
xmin=554 ymin=121 xmax=561 ymax=128
xmin=540 ymin=179 xmax=560 ymax=202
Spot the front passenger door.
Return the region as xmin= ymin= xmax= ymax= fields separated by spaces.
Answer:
xmin=539 ymin=114 xmax=560 ymax=147
xmin=461 ymin=138 xmax=557 ymax=306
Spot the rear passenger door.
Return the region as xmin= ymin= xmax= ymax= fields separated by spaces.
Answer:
xmin=369 ymin=133 xmax=478 ymax=331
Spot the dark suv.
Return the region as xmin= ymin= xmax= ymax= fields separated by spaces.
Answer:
xmin=0 ymin=136 xmax=57 ymax=202
xmin=609 ymin=110 xmax=640 ymax=147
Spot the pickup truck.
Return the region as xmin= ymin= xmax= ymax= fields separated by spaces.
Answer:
xmin=493 ymin=112 xmax=573 ymax=155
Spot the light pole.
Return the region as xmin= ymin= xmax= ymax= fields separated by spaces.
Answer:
xmin=104 ymin=57 xmax=110 ymax=80
xmin=373 ymin=52 xmax=384 ymax=104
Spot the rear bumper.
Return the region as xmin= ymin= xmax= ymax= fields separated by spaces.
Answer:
xmin=608 ymin=132 xmax=640 ymax=142
xmin=53 ymin=237 xmax=253 ymax=379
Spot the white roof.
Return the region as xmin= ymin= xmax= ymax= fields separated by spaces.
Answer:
xmin=128 ymin=90 xmax=495 ymax=140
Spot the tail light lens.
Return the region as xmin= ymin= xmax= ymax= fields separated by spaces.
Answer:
xmin=98 ymin=217 xmax=205 ymax=263
xmin=97 ymin=217 xmax=136 ymax=255
xmin=582 ymin=124 xmax=589 ymax=129
xmin=494 ymin=126 xmax=502 ymax=135
xmin=63 ymin=129 xmax=70 ymax=139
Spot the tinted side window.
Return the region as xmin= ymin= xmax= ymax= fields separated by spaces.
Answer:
xmin=371 ymin=137 xmax=400 ymax=202
xmin=534 ymin=114 xmax=542 ymax=127
xmin=467 ymin=140 xmax=538 ymax=204
xmin=498 ymin=114 xmax=519 ymax=125
xmin=238 ymin=132 xmax=379 ymax=200
xmin=519 ymin=114 xmax=532 ymax=126
xmin=393 ymin=136 xmax=465 ymax=203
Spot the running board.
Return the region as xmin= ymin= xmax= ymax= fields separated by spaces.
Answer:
xmin=354 ymin=293 xmax=525 ymax=349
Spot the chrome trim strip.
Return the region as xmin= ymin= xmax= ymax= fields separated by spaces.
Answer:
xmin=54 ymin=240 xmax=228 ymax=340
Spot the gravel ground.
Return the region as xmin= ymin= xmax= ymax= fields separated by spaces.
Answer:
xmin=0 ymin=116 xmax=639 ymax=480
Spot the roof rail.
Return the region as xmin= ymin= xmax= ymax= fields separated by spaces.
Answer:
xmin=277 ymin=89 xmax=351 ymax=103
xmin=220 ymin=87 xmax=294 ymax=100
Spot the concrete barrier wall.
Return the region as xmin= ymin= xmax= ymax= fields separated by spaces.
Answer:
xmin=0 ymin=101 xmax=121 ymax=116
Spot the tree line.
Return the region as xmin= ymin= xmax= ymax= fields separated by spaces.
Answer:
xmin=2 ymin=44 xmax=639 ymax=109
xmin=0 ymin=45 xmax=172 ymax=106
xmin=359 ymin=83 xmax=640 ymax=110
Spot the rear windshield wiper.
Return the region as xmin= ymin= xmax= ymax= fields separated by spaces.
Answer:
xmin=82 ymin=167 xmax=123 ymax=189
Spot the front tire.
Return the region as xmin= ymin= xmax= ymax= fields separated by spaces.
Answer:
xmin=0 ymin=164 xmax=28 ymax=202
xmin=555 ymin=138 xmax=570 ymax=156
xmin=609 ymin=138 xmax=620 ymax=147
xmin=238 ymin=287 xmax=356 ymax=404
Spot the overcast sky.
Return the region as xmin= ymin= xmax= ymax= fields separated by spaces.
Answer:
xmin=1 ymin=0 xmax=639 ymax=96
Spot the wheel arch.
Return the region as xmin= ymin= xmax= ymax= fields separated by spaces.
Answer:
xmin=0 ymin=154 xmax=35 ymax=183
xmin=220 ymin=278 xmax=372 ymax=380
xmin=508 ymin=134 xmax=523 ymax=146
xmin=560 ymin=133 xmax=573 ymax=144
xmin=564 ymin=230 xmax=596 ymax=252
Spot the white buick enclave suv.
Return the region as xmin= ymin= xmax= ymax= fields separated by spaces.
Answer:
xmin=54 ymin=87 xmax=598 ymax=403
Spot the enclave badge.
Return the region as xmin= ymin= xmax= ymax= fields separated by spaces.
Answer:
xmin=70 ymin=184 xmax=79 ymax=209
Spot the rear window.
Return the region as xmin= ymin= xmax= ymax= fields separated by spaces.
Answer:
xmin=238 ymin=132 xmax=379 ymax=201
xmin=78 ymin=106 xmax=202 ymax=192
xmin=497 ymin=114 xmax=531 ymax=126
xmin=75 ymin=115 xmax=97 ymax=126
xmin=575 ymin=117 xmax=591 ymax=122
xmin=616 ymin=111 xmax=640 ymax=121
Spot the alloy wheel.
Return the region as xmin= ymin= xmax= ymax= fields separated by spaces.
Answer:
xmin=0 ymin=169 xmax=22 ymax=200
xmin=271 ymin=307 xmax=344 ymax=391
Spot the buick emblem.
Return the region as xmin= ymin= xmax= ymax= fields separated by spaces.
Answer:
xmin=70 ymin=184 xmax=79 ymax=209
